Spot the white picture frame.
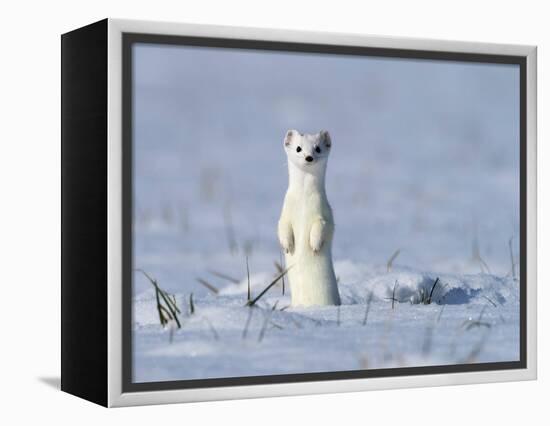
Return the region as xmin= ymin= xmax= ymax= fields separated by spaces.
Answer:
xmin=61 ymin=18 xmax=537 ymax=407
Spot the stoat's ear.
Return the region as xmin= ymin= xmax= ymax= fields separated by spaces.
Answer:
xmin=320 ymin=130 xmax=332 ymax=148
xmin=284 ymin=129 xmax=298 ymax=147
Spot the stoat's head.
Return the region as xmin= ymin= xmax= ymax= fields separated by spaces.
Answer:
xmin=283 ymin=130 xmax=332 ymax=174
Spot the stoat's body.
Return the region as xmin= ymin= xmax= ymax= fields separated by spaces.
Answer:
xmin=278 ymin=130 xmax=341 ymax=307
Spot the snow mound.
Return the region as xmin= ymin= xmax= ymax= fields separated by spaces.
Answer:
xmin=334 ymin=260 xmax=517 ymax=306
xmin=214 ymin=261 xmax=518 ymax=306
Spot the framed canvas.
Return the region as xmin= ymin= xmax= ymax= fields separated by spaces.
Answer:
xmin=61 ymin=18 xmax=537 ymax=407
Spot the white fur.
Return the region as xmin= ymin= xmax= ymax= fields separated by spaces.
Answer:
xmin=278 ymin=130 xmax=341 ymax=307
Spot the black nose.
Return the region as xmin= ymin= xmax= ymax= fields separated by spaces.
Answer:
xmin=305 ymin=156 xmax=313 ymax=162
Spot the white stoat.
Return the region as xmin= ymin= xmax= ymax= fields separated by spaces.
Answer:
xmin=278 ymin=129 xmax=341 ymax=307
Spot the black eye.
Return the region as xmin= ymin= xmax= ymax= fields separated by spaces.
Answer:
xmin=296 ymin=146 xmax=302 ymax=153
xmin=315 ymin=146 xmax=321 ymax=153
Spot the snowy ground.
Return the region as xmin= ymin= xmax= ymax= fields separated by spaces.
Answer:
xmin=133 ymin=261 xmax=519 ymax=383
xmin=131 ymin=44 xmax=520 ymax=383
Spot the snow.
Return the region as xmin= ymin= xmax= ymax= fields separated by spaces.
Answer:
xmin=133 ymin=263 xmax=519 ymax=382
xmin=131 ymin=44 xmax=520 ymax=383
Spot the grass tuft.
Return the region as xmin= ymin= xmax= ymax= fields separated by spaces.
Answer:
xmin=136 ymin=268 xmax=181 ymax=329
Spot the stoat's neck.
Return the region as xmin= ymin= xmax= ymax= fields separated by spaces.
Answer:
xmin=287 ymin=160 xmax=327 ymax=197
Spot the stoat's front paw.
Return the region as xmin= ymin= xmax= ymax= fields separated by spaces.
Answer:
xmin=279 ymin=234 xmax=295 ymax=254
xmin=310 ymin=235 xmax=324 ymax=254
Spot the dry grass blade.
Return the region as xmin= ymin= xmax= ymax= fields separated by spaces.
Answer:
xmin=472 ymin=233 xmax=491 ymax=274
xmin=208 ymin=269 xmax=240 ymax=284
xmin=436 ymin=284 xmax=449 ymax=304
xmin=464 ymin=321 xmax=491 ymax=331
xmin=437 ymin=304 xmax=446 ymax=322
xmin=384 ymin=280 xmax=399 ymax=309
xmin=461 ymin=332 xmax=490 ymax=363
xmin=482 ymin=295 xmax=497 ymax=307
xmin=136 ymin=268 xmax=156 ymax=286
xmin=508 ymin=236 xmax=517 ymax=280
xmin=158 ymin=304 xmax=173 ymax=321
xmin=203 ymin=316 xmax=219 ymax=340
xmin=421 ymin=325 xmax=434 ymax=357
xmin=425 ymin=277 xmax=440 ymax=305
xmin=154 ymin=286 xmax=166 ymax=326
xmin=270 ymin=322 xmax=284 ymax=330
xmin=462 ymin=307 xmax=492 ymax=330
xmin=242 ymin=306 xmax=255 ymax=339
xmin=478 ymin=305 xmax=488 ymax=321
xmin=168 ymin=294 xmax=181 ymax=314
xmin=274 ymin=261 xmax=284 ymax=274
xmin=258 ymin=302 xmax=278 ymax=342
xmin=386 ymin=249 xmax=401 ymax=272
xmin=362 ymin=291 xmax=373 ymax=326
xmin=478 ymin=257 xmax=491 ymax=274
xmin=223 ymin=203 xmax=238 ymax=254
xmin=246 ymin=256 xmax=251 ymax=302
xmin=289 ymin=316 xmax=303 ymax=329
xmin=189 ymin=293 xmax=195 ymax=315
xmin=164 ymin=293 xmax=180 ymax=315
xmin=196 ymin=278 xmax=219 ymax=294
xmin=279 ymin=251 xmax=286 ymax=295
xmin=274 ymin=262 xmax=285 ymax=295
xmin=246 ymin=266 xmax=293 ymax=307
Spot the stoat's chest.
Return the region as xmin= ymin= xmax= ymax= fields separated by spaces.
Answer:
xmin=287 ymin=190 xmax=323 ymax=216
xmin=285 ymin=187 xmax=332 ymax=240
